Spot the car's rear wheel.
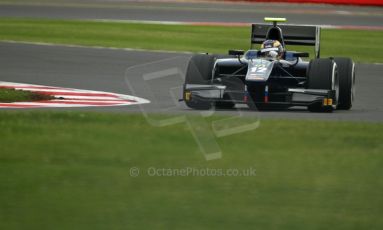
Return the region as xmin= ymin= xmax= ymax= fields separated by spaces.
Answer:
xmin=334 ymin=57 xmax=355 ymax=110
xmin=307 ymin=58 xmax=339 ymax=112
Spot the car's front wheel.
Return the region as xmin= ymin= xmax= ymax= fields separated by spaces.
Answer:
xmin=307 ymin=58 xmax=339 ymax=112
xmin=183 ymin=54 xmax=215 ymax=110
xmin=334 ymin=57 xmax=355 ymax=110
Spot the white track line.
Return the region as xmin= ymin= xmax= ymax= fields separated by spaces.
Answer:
xmin=91 ymin=19 xmax=383 ymax=31
xmin=0 ymin=40 xmax=193 ymax=55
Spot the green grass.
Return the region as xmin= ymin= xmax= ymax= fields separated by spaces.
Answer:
xmin=0 ymin=111 xmax=382 ymax=229
xmin=0 ymin=18 xmax=382 ymax=63
xmin=0 ymin=88 xmax=53 ymax=102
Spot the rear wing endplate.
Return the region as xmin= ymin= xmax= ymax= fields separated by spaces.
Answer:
xmin=251 ymin=24 xmax=321 ymax=58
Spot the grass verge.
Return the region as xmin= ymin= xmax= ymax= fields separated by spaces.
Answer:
xmin=0 ymin=88 xmax=53 ymax=102
xmin=0 ymin=111 xmax=382 ymax=229
xmin=0 ymin=18 xmax=382 ymax=63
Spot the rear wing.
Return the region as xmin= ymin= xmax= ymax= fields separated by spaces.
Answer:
xmin=251 ymin=24 xmax=321 ymax=58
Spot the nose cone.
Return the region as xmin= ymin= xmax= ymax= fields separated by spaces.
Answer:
xmin=246 ymin=59 xmax=275 ymax=82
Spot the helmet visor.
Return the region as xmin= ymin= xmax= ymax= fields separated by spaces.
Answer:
xmin=260 ymin=47 xmax=279 ymax=53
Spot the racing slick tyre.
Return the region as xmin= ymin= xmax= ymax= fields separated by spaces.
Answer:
xmin=184 ymin=54 xmax=234 ymax=110
xmin=307 ymin=58 xmax=339 ymax=112
xmin=184 ymin=54 xmax=216 ymax=110
xmin=334 ymin=57 xmax=355 ymax=110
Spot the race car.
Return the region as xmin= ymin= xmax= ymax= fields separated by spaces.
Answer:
xmin=182 ymin=17 xmax=355 ymax=112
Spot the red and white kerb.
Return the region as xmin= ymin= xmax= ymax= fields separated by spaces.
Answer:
xmin=0 ymin=82 xmax=150 ymax=109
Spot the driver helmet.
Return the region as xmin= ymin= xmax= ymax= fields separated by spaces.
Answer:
xmin=260 ymin=40 xmax=284 ymax=59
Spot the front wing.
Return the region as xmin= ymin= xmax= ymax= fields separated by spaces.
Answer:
xmin=183 ymin=84 xmax=337 ymax=108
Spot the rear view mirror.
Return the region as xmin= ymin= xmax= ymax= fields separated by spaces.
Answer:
xmin=228 ymin=50 xmax=244 ymax=56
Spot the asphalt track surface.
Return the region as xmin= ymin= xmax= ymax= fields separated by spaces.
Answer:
xmin=0 ymin=0 xmax=383 ymax=27
xmin=1 ymin=42 xmax=382 ymax=122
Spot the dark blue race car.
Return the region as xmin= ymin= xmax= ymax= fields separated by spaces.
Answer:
xmin=183 ymin=18 xmax=355 ymax=112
